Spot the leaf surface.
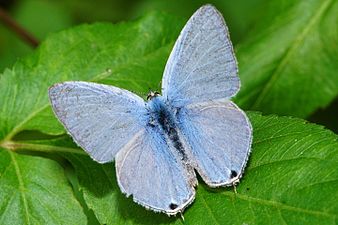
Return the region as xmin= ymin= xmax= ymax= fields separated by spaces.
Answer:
xmin=235 ymin=0 xmax=338 ymax=117
xmin=0 ymin=149 xmax=87 ymax=224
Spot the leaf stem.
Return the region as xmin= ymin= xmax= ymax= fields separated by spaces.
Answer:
xmin=1 ymin=141 xmax=87 ymax=155
xmin=0 ymin=7 xmax=39 ymax=48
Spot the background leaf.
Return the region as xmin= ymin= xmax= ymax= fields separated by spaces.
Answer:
xmin=235 ymin=0 xmax=338 ymax=118
xmin=0 ymin=149 xmax=87 ymax=224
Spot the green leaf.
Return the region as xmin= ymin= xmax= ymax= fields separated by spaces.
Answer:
xmin=0 ymin=149 xmax=87 ymax=224
xmin=12 ymin=112 xmax=338 ymax=225
xmin=235 ymin=0 xmax=338 ymax=118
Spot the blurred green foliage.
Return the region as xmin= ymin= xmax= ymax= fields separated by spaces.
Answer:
xmin=0 ymin=0 xmax=268 ymax=70
xmin=0 ymin=0 xmax=73 ymax=69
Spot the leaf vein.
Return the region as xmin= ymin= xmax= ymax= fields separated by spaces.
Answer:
xmin=200 ymin=194 xmax=221 ymax=225
xmin=9 ymin=152 xmax=31 ymax=224
xmin=251 ymin=0 xmax=334 ymax=108
xmin=222 ymin=192 xmax=336 ymax=218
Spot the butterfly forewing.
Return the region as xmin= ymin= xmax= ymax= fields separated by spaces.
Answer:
xmin=162 ymin=5 xmax=239 ymax=107
xmin=49 ymin=81 xmax=148 ymax=163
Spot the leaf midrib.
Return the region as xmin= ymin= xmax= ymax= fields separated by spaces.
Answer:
xmin=221 ymin=191 xmax=335 ymax=218
xmin=251 ymin=0 xmax=333 ymax=108
xmin=9 ymin=152 xmax=31 ymax=224
xmin=1 ymin=141 xmax=86 ymax=155
xmin=200 ymin=194 xmax=221 ymax=225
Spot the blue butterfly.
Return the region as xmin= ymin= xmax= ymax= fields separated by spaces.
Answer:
xmin=49 ymin=5 xmax=252 ymax=215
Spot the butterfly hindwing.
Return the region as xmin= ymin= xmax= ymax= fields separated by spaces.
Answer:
xmin=49 ymin=81 xmax=148 ymax=163
xmin=115 ymin=127 xmax=196 ymax=214
xmin=177 ymin=100 xmax=252 ymax=186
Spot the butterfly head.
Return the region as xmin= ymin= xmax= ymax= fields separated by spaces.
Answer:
xmin=146 ymin=91 xmax=160 ymax=101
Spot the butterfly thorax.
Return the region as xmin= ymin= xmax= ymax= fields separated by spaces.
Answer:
xmin=146 ymin=96 xmax=187 ymax=161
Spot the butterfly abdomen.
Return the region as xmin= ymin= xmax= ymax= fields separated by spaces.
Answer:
xmin=147 ymin=97 xmax=187 ymax=161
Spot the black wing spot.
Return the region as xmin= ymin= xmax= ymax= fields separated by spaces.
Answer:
xmin=230 ymin=170 xmax=238 ymax=178
xmin=169 ymin=203 xmax=178 ymax=210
